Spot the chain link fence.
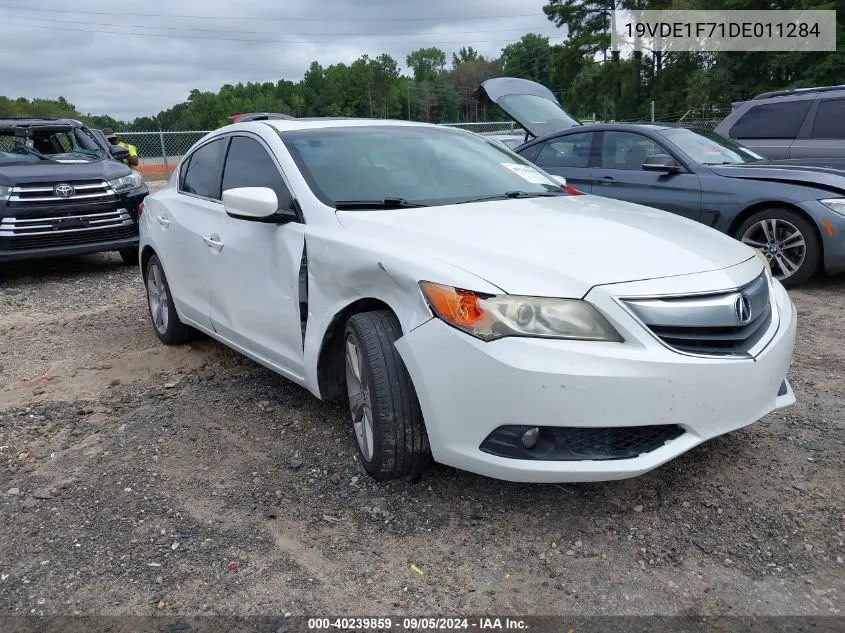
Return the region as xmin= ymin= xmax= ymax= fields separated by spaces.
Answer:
xmin=117 ymin=115 xmax=707 ymax=182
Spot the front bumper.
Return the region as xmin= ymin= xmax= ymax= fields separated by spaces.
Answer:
xmin=800 ymin=200 xmax=845 ymax=275
xmin=395 ymin=267 xmax=797 ymax=483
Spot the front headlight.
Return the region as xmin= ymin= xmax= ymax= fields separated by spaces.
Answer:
xmin=754 ymin=248 xmax=772 ymax=278
xmin=108 ymin=172 xmax=143 ymax=192
xmin=820 ymin=198 xmax=845 ymax=218
xmin=419 ymin=281 xmax=623 ymax=342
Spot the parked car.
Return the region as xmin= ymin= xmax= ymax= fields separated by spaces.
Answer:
xmin=475 ymin=78 xmax=845 ymax=287
xmin=0 ymin=118 xmax=148 ymax=264
xmin=139 ymin=117 xmax=796 ymax=483
xmin=714 ymin=85 xmax=845 ymax=161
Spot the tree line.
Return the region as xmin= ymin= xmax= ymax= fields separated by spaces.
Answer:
xmin=1 ymin=0 xmax=843 ymax=131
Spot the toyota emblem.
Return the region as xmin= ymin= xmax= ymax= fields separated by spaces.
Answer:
xmin=734 ymin=294 xmax=752 ymax=324
xmin=54 ymin=184 xmax=75 ymax=198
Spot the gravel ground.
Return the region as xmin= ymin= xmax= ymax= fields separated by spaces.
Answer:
xmin=0 ymin=244 xmax=843 ymax=618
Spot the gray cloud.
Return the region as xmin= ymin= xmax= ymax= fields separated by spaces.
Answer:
xmin=0 ymin=0 xmax=565 ymax=120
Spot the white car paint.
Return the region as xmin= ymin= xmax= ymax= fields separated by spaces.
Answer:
xmin=139 ymin=117 xmax=797 ymax=483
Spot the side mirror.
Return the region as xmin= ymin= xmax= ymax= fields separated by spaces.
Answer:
xmin=110 ymin=146 xmax=130 ymax=162
xmin=642 ymin=154 xmax=682 ymax=173
xmin=222 ymin=186 xmax=298 ymax=224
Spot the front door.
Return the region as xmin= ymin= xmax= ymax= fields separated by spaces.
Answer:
xmin=207 ymin=133 xmax=306 ymax=376
xmin=592 ymin=130 xmax=702 ymax=222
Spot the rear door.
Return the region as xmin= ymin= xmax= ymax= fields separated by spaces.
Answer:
xmin=725 ymin=98 xmax=814 ymax=159
xmin=789 ymin=97 xmax=845 ymax=160
xmin=591 ymin=130 xmax=702 ymax=221
xmin=518 ymin=131 xmax=597 ymax=193
xmin=156 ymin=137 xmax=227 ymax=329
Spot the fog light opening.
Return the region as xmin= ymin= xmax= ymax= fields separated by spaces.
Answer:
xmin=522 ymin=427 xmax=541 ymax=450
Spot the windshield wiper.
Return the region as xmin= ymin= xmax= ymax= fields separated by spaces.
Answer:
xmin=334 ymin=197 xmax=428 ymax=210
xmin=455 ymin=190 xmax=562 ymax=204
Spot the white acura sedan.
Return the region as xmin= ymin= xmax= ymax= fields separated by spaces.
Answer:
xmin=138 ymin=117 xmax=797 ymax=483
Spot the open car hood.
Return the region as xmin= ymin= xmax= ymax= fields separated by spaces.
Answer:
xmin=472 ymin=77 xmax=581 ymax=139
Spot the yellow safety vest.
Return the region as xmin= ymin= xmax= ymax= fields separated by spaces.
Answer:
xmin=118 ymin=141 xmax=139 ymax=171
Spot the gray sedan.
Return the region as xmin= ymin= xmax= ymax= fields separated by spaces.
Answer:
xmin=513 ymin=123 xmax=845 ymax=288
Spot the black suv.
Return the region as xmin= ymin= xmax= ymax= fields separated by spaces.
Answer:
xmin=0 ymin=118 xmax=148 ymax=264
xmin=714 ymin=85 xmax=845 ymax=161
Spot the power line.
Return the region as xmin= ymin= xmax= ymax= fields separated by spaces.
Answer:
xmin=0 ymin=4 xmax=543 ymax=22
xmin=1 ymin=19 xmax=566 ymax=46
xmin=0 ymin=12 xmax=544 ymax=38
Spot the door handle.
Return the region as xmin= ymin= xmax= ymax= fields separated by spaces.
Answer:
xmin=598 ymin=176 xmax=616 ymax=185
xmin=157 ymin=215 xmax=170 ymax=228
xmin=203 ymin=235 xmax=224 ymax=252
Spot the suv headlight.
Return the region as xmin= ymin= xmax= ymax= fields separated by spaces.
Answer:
xmin=419 ymin=281 xmax=623 ymax=342
xmin=0 ymin=185 xmax=10 ymax=201
xmin=108 ymin=172 xmax=143 ymax=192
xmin=820 ymin=198 xmax=845 ymax=218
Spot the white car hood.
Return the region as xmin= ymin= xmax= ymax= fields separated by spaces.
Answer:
xmin=336 ymin=195 xmax=755 ymax=297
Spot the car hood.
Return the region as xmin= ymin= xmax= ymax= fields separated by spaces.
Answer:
xmin=336 ymin=195 xmax=755 ymax=297
xmin=472 ymin=77 xmax=582 ymax=139
xmin=709 ymin=162 xmax=845 ymax=196
xmin=0 ymin=158 xmax=131 ymax=186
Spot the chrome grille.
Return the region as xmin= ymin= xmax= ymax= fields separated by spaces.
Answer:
xmin=8 ymin=180 xmax=115 ymax=206
xmin=0 ymin=209 xmax=135 ymax=250
xmin=622 ymin=272 xmax=774 ymax=357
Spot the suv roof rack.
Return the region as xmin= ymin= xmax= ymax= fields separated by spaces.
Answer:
xmin=752 ymin=85 xmax=845 ymax=100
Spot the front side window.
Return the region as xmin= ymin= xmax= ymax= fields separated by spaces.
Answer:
xmin=729 ymin=100 xmax=812 ymax=139
xmin=280 ymin=125 xmax=565 ymax=208
xmin=601 ymin=131 xmax=664 ymax=170
xmin=221 ymin=136 xmax=290 ymax=206
xmin=534 ymin=132 xmax=595 ymax=169
xmin=181 ymin=138 xmax=225 ymax=199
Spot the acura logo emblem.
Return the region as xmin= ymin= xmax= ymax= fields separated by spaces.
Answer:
xmin=54 ymin=184 xmax=75 ymax=198
xmin=734 ymin=294 xmax=752 ymax=324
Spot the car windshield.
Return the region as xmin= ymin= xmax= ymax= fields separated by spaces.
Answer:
xmin=0 ymin=126 xmax=105 ymax=164
xmin=279 ymin=125 xmax=565 ymax=208
xmin=660 ymin=127 xmax=764 ymax=165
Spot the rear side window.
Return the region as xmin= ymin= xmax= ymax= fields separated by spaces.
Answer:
xmin=221 ymin=135 xmax=290 ymax=206
xmin=811 ymin=98 xmax=845 ymax=139
xmin=728 ymin=101 xmax=812 ymax=139
xmin=181 ymin=138 xmax=225 ymax=199
xmin=533 ymin=132 xmax=595 ymax=168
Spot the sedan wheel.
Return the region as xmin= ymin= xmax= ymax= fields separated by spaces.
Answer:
xmin=736 ymin=209 xmax=820 ymax=288
xmin=343 ymin=310 xmax=431 ymax=480
xmin=144 ymin=255 xmax=197 ymax=345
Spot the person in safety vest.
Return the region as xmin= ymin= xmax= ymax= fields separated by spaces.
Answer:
xmin=102 ymin=128 xmax=140 ymax=171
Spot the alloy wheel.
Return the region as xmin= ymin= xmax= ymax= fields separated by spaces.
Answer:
xmin=146 ymin=264 xmax=170 ymax=335
xmin=740 ymin=218 xmax=806 ymax=281
xmin=344 ymin=331 xmax=375 ymax=461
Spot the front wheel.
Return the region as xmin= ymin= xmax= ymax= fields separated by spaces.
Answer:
xmin=735 ymin=209 xmax=820 ymax=288
xmin=344 ymin=310 xmax=431 ymax=481
xmin=118 ymin=248 xmax=139 ymax=265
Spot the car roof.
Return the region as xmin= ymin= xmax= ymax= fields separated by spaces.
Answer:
xmin=519 ymin=122 xmax=700 ymax=146
xmin=0 ymin=117 xmax=83 ymax=129
xmin=221 ymin=117 xmax=459 ymax=135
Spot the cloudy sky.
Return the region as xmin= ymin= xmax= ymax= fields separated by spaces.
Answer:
xmin=0 ymin=0 xmax=566 ymax=120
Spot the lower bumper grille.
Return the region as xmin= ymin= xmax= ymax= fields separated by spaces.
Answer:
xmin=480 ymin=424 xmax=685 ymax=461
xmin=0 ymin=208 xmax=137 ymax=251
xmin=0 ymin=224 xmax=137 ymax=250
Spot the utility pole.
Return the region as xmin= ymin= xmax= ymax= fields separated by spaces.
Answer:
xmin=651 ymin=100 xmax=655 ymax=122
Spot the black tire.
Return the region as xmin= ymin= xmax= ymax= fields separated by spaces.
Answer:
xmin=144 ymin=255 xmax=196 ymax=345
xmin=734 ymin=208 xmax=820 ymax=289
xmin=119 ymin=248 xmax=139 ymax=265
xmin=343 ymin=310 xmax=431 ymax=481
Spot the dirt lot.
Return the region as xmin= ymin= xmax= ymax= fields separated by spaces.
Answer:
xmin=1 ymin=245 xmax=843 ymax=617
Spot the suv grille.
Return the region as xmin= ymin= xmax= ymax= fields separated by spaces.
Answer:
xmin=0 ymin=209 xmax=136 ymax=250
xmin=8 ymin=180 xmax=115 ymax=206
xmin=622 ymin=272 xmax=773 ymax=357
